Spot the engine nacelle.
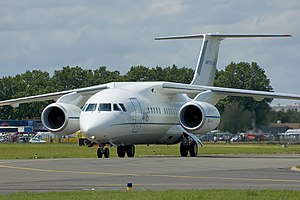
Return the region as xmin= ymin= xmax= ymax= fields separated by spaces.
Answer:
xmin=41 ymin=103 xmax=81 ymax=135
xmin=178 ymin=101 xmax=220 ymax=134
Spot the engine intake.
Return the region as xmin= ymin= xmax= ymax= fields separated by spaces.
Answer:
xmin=41 ymin=103 xmax=81 ymax=135
xmin=178 ymin=101 xmax=220 ymax=134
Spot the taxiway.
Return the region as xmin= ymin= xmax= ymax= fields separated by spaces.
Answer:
xmin=0 ymin=155 xmax=299 ymax=193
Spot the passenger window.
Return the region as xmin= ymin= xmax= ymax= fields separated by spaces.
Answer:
xmin=113 ymin=103 xmax=121 ymax=111
xmin=85 ymin=104 xmax=97 ymax=112
xmin=99 ymin=103 xmax=111 ymax=111
xmin=119 ymin=103 xmax=127 ymax=112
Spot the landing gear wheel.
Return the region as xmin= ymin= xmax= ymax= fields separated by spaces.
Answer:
xmin=117 ymin=145 xmax=126 ymax=158
xmin=189 ymin=141 xmax=198 ymax=157
xmin=104 ymin=147 xmax=110 ymax=158
xmin=97 ymin=148 xmax=103 ymax=158
xmin=180 ymin=143 xmax=189 ymax=157
xmin=126 ymin=145 xmax=135 ymax=157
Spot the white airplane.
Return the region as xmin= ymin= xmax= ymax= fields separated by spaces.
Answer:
xmin=1 ymin=33 xmax=300 ymax=158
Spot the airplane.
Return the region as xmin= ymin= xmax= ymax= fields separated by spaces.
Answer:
xmin=1 ymin=33 xmax=300 ymax=158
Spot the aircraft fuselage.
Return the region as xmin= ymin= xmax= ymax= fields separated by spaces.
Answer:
xmin=80 ymin=82 xmax=188 ymax=145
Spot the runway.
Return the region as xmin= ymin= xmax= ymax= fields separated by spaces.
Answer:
xmin=0 ymin=155 xmax=300 ymax=193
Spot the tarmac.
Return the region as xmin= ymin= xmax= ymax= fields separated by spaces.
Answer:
xmin=0 ymin=155 xmax=300 ymax=193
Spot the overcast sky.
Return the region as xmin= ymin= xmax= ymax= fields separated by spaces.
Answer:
xmin=0 ymin=0 xmax=300 ymax=105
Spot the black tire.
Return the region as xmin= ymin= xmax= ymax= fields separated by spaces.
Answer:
xmin=97 ymin=148 xmax=103 ymax=158
xmin=104 ymin=148 xmax=110 ymax=158
xmin=126 ymin=145 xmax=135 ymax=157
xmin=117 ymin=145 xmax=126 ymax=158
xmin=189 ymin=141 xmax=198 ymax=157
xmin=180 ymin=142 xmax=189 ymax=157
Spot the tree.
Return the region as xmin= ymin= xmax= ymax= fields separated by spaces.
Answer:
xmin=0 ymin=70 xmax=53 ymax=119
xmin=123 ymin=65 xmax=194 ymax=83
xmin=267 ymin=109 xmax=300 ymax=123
xmin=92 ymin=66 xmax=123 ymax=84
xmin=215 ymin=62 xmax=273 ymax=131
xmin=51 ymin=66 xmax=95 ymax=91
xmin=219 ymin=102 xmax=252 ymax=134
xmin=163 ymin=65 xmax=194 ymax=83
xmin=123 ymin=65 xmax=153 ymax=81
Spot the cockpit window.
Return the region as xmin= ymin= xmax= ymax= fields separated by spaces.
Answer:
xmin=119 ymin=103 xmax=127 ymax=112
xmin=99 ymin=103 xmax=111 ymax=111
xmin=81 ymin=104 xmax=87 ymax=111
xmin=113 ymin=103 xmax=121 ymax=111
xmin=85 ymin=104 xmax=97 ymax=112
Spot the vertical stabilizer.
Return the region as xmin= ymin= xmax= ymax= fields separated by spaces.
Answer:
xmin=155 ymin=33 xmax=291 ymax=86
xmin=191 ymin=34 xmax=221 ymax=86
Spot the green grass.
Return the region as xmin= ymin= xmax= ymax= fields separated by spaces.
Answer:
xmin=0 ymin=143 xmax=299 ymax=159
xmin=0 ymin=190 xmax=299 ymax=200
xmin=0 ymin=143 xmax=96 ymax=159
xmin=200 ymin=143 xmax=300 ymax=155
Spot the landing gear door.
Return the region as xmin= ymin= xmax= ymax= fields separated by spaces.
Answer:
xmin=130 ymin=98 xmax=142 ymax=133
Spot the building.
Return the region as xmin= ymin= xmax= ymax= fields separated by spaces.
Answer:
xmin=271 ymin=103 xmax=300 ymax=112
xmin=0 ymin=120 xmax=46 ymax=133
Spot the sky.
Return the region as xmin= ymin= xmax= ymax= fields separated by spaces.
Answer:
xmin=0 ymin=0 xmax=300 ymax=105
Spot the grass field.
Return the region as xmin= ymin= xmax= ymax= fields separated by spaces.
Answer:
xmin=0 ymin=142 xmax=299 ymax=159
xmin=0 ymin=190 xmax=299 ymax=200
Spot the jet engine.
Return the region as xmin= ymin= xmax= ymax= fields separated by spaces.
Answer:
xmin=178 ymin=101 xmax=220 ymax=134
xmin=41 ymin=103 xmax=81 ymax=135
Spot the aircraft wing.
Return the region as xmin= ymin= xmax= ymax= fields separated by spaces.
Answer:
xmin=0 ymin=84 xmax=109 ymax=108
xmin=162 ymin=82 xmax=300 ymax=101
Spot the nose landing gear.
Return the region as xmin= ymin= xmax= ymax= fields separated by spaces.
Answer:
xmin=180 ymin=133 xmax=199 ymax=157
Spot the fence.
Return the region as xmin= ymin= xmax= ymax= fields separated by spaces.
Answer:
xmin=278 ymin=129 xmax=300 ymax=144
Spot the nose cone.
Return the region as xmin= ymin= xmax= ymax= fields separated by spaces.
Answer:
xmin=80 ymin=112 xmax=112 ymax=140
xmin=80 ymin=122 xmax=97 ymax=137
xmin=80 ymin=115 xmax=100 ymax=136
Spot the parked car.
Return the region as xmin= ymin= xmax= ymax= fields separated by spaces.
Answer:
xmin=199 ymin=134 xmax=215 ymax=142
xmin=0 ymin=136 xmax=8 ymax=143
xmin=17 ymin=137 xmax=27 ymax=143
xmin=230 ymin=135 xmax=241 ymax=142
xmin=29 ymin=138 xmax=46 ymax=143
xmin=256 ymin=133 xmax=275 ymax=141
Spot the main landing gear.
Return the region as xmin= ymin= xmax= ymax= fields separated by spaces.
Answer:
xmin=96 ymin=145 xmax=136 ymax=158
xmin=117 ymin=145 xmax=135 ymax=158
xmin=97 ymin=145 xmax=110 ymax=158
xmin=180 ymin=134 xmax=198 ymax=157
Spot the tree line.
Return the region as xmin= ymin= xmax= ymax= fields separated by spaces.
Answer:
xmin=0 ymin=65 xmax=193 ymax=119
xmin=0 ymin=63 xmax=299 ymax=133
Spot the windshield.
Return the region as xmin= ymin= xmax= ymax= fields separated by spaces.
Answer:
xmin=99 ymin=103 xmax=112 ymax=111
xmin=85 ymin=104 xmax=97 ymax=112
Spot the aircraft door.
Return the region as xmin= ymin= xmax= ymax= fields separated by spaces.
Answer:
xmin=130 ymin=98 xmax=142 ymax=133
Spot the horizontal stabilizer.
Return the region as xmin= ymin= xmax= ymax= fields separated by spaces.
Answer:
xmin=155 ymin=33 xmax=292 ymax=40
xmin=155 ymin=33 xmax=292 ymax=87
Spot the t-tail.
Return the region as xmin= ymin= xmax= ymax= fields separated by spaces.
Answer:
xmin=155 ymin=33 xmax=291 ymax=86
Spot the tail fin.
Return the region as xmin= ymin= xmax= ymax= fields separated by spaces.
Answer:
xmin=155 ymin=33 xmax=291 ymax=86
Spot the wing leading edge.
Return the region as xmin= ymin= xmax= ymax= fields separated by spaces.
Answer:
xmin=162 ymin=82 xmax=300 ymax=104
xmin=0 ymin=84 xmax=109 ymax=108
